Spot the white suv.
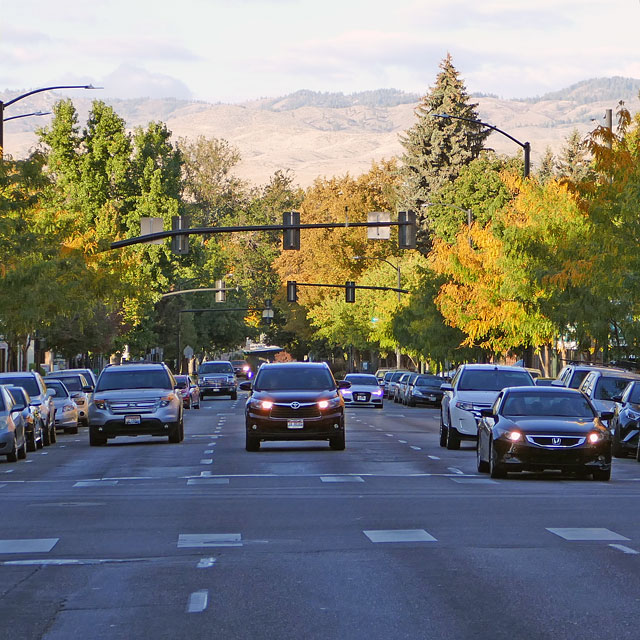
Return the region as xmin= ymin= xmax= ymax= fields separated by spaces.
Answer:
xmin=440 ymin=364 xmax=535 ymax=449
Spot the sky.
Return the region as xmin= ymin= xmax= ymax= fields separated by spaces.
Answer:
xmin=2 ymin=0 xmax=639 ymax=104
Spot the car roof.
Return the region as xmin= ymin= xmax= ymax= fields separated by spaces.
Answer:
xmin=258 ymin=362 xmax=330 ymax=369
xmin=590 ymin=370 xmax=639 ymax=378
xmin=0 ymin=371 xmax=37 ymax=377
xmin=102 ymin=363 xmax=169 ymax=372
xmin=503 ymin=386 xmax=583 ymax=395
xmin=201 ymin=360 xmax=233 ymax=364
xmin=460 ymin=364 xmax=533 ymax=372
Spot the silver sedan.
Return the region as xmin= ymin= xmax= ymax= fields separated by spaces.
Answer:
xmin=340 ymin=374 xmax=384 ymax=408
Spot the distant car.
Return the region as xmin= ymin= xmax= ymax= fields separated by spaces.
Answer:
xmin=174 ymin=375 xmax=201 ymax=409
xmin=341 ymin=373 xmax=383 ymax=408
xmin=609 ymin=380 xmax=640 ymax=458
xmin=45 ymin=373 xmax=92 ymax=427
xmin=43 ymin=379 xmax=79 ymax=434
xmin=0 ymin=372 xmax=56 ymax=446
xmin=0 ymin=385 xmax=28 ymax=462
xmin=405 ymin=374 xmax=445 ymax=406
xmin=386 ymin=370 xmax=410 ymax=401
xmin=395 ymin=372 xmax=415 ymax=404
xmin=231 ymin=360 xmax=252 ymax=378
xmin=578 ymin=369 xmax=640 ymax=417
xmin=374 ymin=368 xmax=393 ymax=384
xmin=240 ymin=362 xmax=350 ymax=451
xmin=59 ymin=368 xmax=98 ymax=387
xmin=554 ymin=363 xmax=627 ymax=389
xmin=534 ymin=377 xmax=556 ymax=386
xmin=476 ymin=386 xmax=611 ymax=480
xmin=440 ymin=364 xmax=535 ymax=450
xmin=89 ymin=362 xmax=183 ymax=446
xmin=6 ymin=386 xmax=44 ymax=450
xmin=197 ymin=361 xmax=238 ymax=399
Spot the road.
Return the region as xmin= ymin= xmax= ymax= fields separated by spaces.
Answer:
xmin=1 ymin=396 xmax=640 ymax=640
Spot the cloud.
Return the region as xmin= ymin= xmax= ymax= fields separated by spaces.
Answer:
xmin=81 ymin=36 xmax=202 ymax=63
xmin=100 ymin=64 xmax=193 ymax=99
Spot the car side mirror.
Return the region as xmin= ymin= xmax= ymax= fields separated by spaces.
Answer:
xmin=337 ymin=380 xmax=351 ymax=390
xmin=70 ymin=391 xmax=81 ymax=398
xmin=46 ymin=388 xmax=55 ymax=397
xmin=239 ymin=381 xmax=252 ymax=391
xmin=440 ymin=383 xmax=453 ymax=392
xmin=612 ymin=394 xmax=623 ymax=403
xmin=12 ymin=403 xmax=26 ymax=412
xmin=480 ymin=408 xmax=495 ymax=418
xmin=599 ymin=411 xmax=614 ymax=421
xmin=83 ymin=386 xmax=93 ymax=393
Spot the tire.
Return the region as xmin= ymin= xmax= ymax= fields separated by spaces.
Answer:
xmin=194 ymin=402 xmax=201 ymax=410
xmin=65 ymin=426 xmax=79 ymax=435
xmin=439 ymin=411 xmax=448 ymax=448
xmin=180 ymin=421 xmax=185 ymax=442
xmin=185 ymin=399 xmax=191 ymax=410
xmin=36 ymin=430 xmax=44 ymax=449
xmin=89 ymin=427 xmax=107 ymax=446
xmin=612 ymin=431 xmax=627 ymax=458
xmin=246 ymin=435 xmax=260 ymax=451
xmin=408 ymin=397 xmax=416 ymax=407
xmin=49 ymin=426 xmax=57 ymax=444
xmin=27 ymin=432 xmax=37 ymax=453
xmin=446 ymin=421 xmax=461 ymax=450
xmin=231 ymin=391 xmax=238 ymax=400
xmin=375 ymin=404 xmax=384 ymax=409
xmin=636 ymin=441 xmax=640 ymax=462
xmin=6 ymin=438 xmax=18 ymax=463
xmin=476 ymin=438 xmax=489 ymax=473
xmin=168 ymin=422 xmax=182 ymax=443
xmin=489 ymin=439 xmax=507 ymax=479
xmin=42 ymin=420 xmax=51 ymax=447
xmin=592 ymin=467 xmax=611 ymax=481
xmin=17 ymin=436 xmax=27 ymax=460
xmin=330 ymin=431 xmax=346 ymax=450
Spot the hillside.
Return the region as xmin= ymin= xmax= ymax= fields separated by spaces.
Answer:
xmin=2 ymin=77 xmax=639 ymax=186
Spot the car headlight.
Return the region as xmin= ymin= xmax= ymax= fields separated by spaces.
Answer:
xmin=159 ymin=394 xmax=176 ymax=407
xmin=62 ymin=403 xmax=76 ymax=412
xmin=94 ymin=399 xmax=106 ymax=410
xmin=455 ymin=401 xmax=475 ymax=411
xmin=372 ymin=389 xmax=383 ymax=396
xmin=588 ymin=432 xmax=604 ymax=444
xmin=627 ymin=410 xmax=640 ymax=421
xmin=506 ymin=430 xmax=522 ymax=442
xmin=318 ymin=397 xmax=341 ymax=410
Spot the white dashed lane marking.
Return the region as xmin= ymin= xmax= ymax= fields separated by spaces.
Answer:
xmin=547 ymin=528 xmax=630 ymax=541
xmin=204 ymin=450 xmax=214 ymax=454
xmin=197 ymin=557 xmax=217 ymax=568
xmin=428 ymin=456 xmax=440 ymax=460
xmin=320 ymin=476 xmax=364 ymax=483
xmin=447 ymin=467 xmax=464 ymax=475
xmin=363 ymin=529 xmax=437 ymax=543
xmin=187 ymin=590 xmax=209 ymax=613
xmin=187 ymin=478 xmax=229 ymax=485
xmin=74 ymin=480 xmax=118 ymax=487
xmin=609 ymin=544 xmax=639 ymax=555
xmin=410 ymin=446 xmax=422 ymax=451
xmin=178 ymin=534 xmax=242 ymax=548
xmin=0 ymin=538 xmax=59 ymax=553
xmin=200 ymin=459 xmax=213 ymax=465
xmin=398 ymin=440 xmax=407 ymax=444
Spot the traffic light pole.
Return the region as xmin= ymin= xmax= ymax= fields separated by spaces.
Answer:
xmin=292 ymin=282 xmax=408 ymax=294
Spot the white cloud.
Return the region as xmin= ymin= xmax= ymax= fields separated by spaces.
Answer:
xmin=100 ymin=64 xmax=193 ymax=100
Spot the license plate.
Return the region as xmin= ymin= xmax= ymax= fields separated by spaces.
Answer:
xmin=125 ymin=415 xmax=141 ymax=425
xmin=428 ymin=395 xmax=436 ymax=401
xmin=356 ymin=394 xmax=367 ymax=401
xmin=213 ymin=388 xmax=220 ymax=392
xmin=287 ymin=419 xmax=304 ymax=429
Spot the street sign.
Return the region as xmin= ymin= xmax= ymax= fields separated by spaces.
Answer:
xmin=140 ymin=217 xmax=164 ymax=245
xmin=367 ymin=212 xmax=391 ymax=240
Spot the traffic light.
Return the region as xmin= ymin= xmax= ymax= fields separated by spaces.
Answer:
xmin=398 ymin=210 xmax=417 ymax=249
xmin=215 ymin=279 xmax=226 ymax=303
xmin=283 ymin=211 xmax=300 ymax=250
xmin=262 ymin=299 xmax=274 ymax=324
xmin=171 ymin=216 xmax=189 ymax=254
xmin=345 ymin=281 xmax=356 ymax=303
xmin=287 ymin=281 xmax=298 ymax=302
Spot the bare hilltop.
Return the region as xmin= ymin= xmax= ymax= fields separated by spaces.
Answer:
xmin=3 ymin=77 xmax=639 ymax=187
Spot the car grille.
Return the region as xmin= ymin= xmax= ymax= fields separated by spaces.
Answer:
xmin=525 ymin=435 xmax=586 ymax=448
xmin=270 ymin=403 xmax=321 ymax=419
xmin=109 ymin=400 xmax=157 ymax=414
xmin=203 ymin=377 xmax=228 ymax=385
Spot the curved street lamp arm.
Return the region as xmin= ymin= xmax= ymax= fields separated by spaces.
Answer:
xmin=432 ymin=113 xmax=526 ymax=149
xmin=352 ymin=255 xmax=399 ymax=272
xmin=3 ymin=111 xmax=51 ymax=122
xmin=3 ymin=84 xmax=101 ymax=107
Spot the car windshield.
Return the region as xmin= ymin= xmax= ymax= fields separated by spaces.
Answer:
xmin=458 ymin=370 xmax=533 ymax=391
xmin=0 ymin=376 xmax=40 ymax=397
xmin=174 ymin=376 xmax=189 ymax=389
xmin=391 ymin=371 xmax=406 ymax=382
xmin=44 ymin=381 xmax=69 ymax=397
xmin=415 ymin=375 xmax=442 ymax=387
xmin=567 ymin=370 xmax=590 ymax=389
xmin=502 ymin=392 xmax=595 ymax=418
xmin=254 ymin=367 xmax=335 ymax=391
xmin=231 ymin=361 xmax=246 ymax=367
xmin=96 ymin=369 xmax=172 ymax=391
xmin=0 ymin=393 xmax=5 ymax=411
xmin=49 ymin=376 xmax=82 ymax=391
xmin=345 ymin=375 xmax=378 ymax=386
xmin=596 ymin=377 xmax=637 ymax=401
xmin=199 ymin=363 xmax=234 ymax=374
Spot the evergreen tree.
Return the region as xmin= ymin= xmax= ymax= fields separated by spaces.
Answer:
xmin=537 ymin=146 xmax=557 ymax=184
xmin=398 ymin=54 xmax=489 ymax=252
xmin=557 ymin=129 xmax=592 ymax=183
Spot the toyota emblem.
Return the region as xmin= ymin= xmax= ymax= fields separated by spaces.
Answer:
xmin=290 ymin=402 xmax=301 ymax=409
xmin=552 ymin=437 xmax=562 ymax=445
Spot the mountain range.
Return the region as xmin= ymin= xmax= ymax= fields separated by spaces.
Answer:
xmin=3 ymin=77 xmax=639 ymax=187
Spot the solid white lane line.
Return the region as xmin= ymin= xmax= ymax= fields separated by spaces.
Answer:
xmin=188 ymin=478 xmax=229 ymax=485
xmin=197 ymin=557 xmax=217 ymax=568
xmin=410 ymin=446 xmax=422 ymax=451
xmin=428 ymin=456 xmax=440 ymax=460
xmin=609 ymin=544 xmax=639 ymax=555
xmin=4 ymin=470 xmax=14 ymax=473
xmin=200 ymin=459 xmax=213 ymax=465
xmin=178 ymin=533 xmax=242 ymax=548
xmin=74 ymin=480 xmax=118 ymax=487
xmin=547 ymin=528 xmax=630 ymax=541
xmin=187 ymin=590 xmax=209 ymax=613
xmin=320 ymin=476 xmax=364 ymax=483
xmin=447 ymin=467 xmax=464 ymax=475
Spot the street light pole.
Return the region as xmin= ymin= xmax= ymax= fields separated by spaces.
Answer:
xmin=432 ymin=113 xmax=530 ymax=179
xmin=0 ymin=84 xmax=101 ymax=158
xmin=353 ymin=255 xmax=402 ymax=368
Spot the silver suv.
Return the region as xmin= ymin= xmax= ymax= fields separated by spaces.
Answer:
xmin=197 ymin=361 xmax=238 ymax=399
xmin=88 ymin=363 xmax=183 ymax=446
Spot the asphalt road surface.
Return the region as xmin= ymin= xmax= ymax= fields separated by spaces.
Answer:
xmin=2 ymin=396 xmax=640 ymax=640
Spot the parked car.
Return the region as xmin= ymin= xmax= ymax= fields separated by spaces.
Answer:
xmin=89 ymin=362 xmax=184 ymax=446
xmin=554 ymin=363 xmax=627 ymax=389
xmin=578 ymin=369 xmax=640 ymax=418
xmin=43 ymin=379 xmax=79 ymax=434
xmin=476 ymin=386 xmax=611 ymax=480
xmin=197 ymin=361 xmax=238 ymax=399
xmin=0 ymin=372 xmax=56 ymax=445
xmin=174 ymin=375 xmax=201 ymax=409
xmin=386 ymin=370 xmax=410 ymax=401
xmin=240 ymin=362 xmax=350 ymax=451
xmin=59 ymin=368 xmax=98 ymax=387
xmin=395 ymin=372 xmax=417 ymax=404
xmin=405 ymin=374 xmax=445 ymax=407
xmin=374 ymin=368 xmax=393 ymax=384
xmin=341 ymin=373 xmax=383 ymax=408
xmin=231 ymin=360 xmax=252 ymax=379
xmin=45 ymin=373 xmax=92 ymax=427
xmin=6 ymin=386 xmax=44 ymax=450
xmin=0 ymin=385 xmax=28 ymax=462
xmin=607 ymin=379 xmax=640 ymax=459
xmin=440 ymin=364 xmax=535 ymax=450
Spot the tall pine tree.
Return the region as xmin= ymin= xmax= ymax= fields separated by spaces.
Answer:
xmin=399 ymin=54 xmax=489 ymax=252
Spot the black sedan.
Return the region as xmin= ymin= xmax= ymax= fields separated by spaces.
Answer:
xmin=610 ymin=380 xmax=640 ymax=458
xmin=476 ymin=387 xmax=612 ymax=480
xmin=240 ymin=362 xmax=350 ymax=451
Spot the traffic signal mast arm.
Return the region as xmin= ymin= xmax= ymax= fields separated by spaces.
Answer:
xmin=293 ymin=282 xmax=409 ymax=294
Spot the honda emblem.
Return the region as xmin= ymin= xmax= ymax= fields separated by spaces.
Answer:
xmin=552 ymin=437 xmax=562 ymax=445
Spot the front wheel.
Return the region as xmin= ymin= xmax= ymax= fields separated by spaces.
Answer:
xmin=446 ymin=421 xmax=461 ymax=450
xmin=231 ymin=391 xmax=238 ymax=400
xmin=65 ymin=426 xmax=79 ymax=435
xmin=592 ymin=467 xmax=611 ymax=481
xmin=42 ymin=420 xmax=51 ymax=446
xmin=439 ymin=412 xmax=448 ymax=448
xmin=612 ymin=430 xmax=627 ymax=458
xmin=246 ymin=435 xmax=260 ymax=451
xmin=89 ymin=427 xmax=107 ymax=446
xmin=476 ymin=438 xmax=489 ymax=472
xmin=330 ymin=431 xmax=346 ymax=450
xmin=49 ymin=425 xmax=57 ymax=444
xmin=27 ymin=432 xmax=37 ymax=453
xmin=168 ymin=421 xmax=182 ymax=443
xmin=17 ymin=437 xmax=27 ymax=460
xmin=489 ymin=440 xmax=507 ymax=479
xmin=6 ymin=438 xmax=18 ymax=463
